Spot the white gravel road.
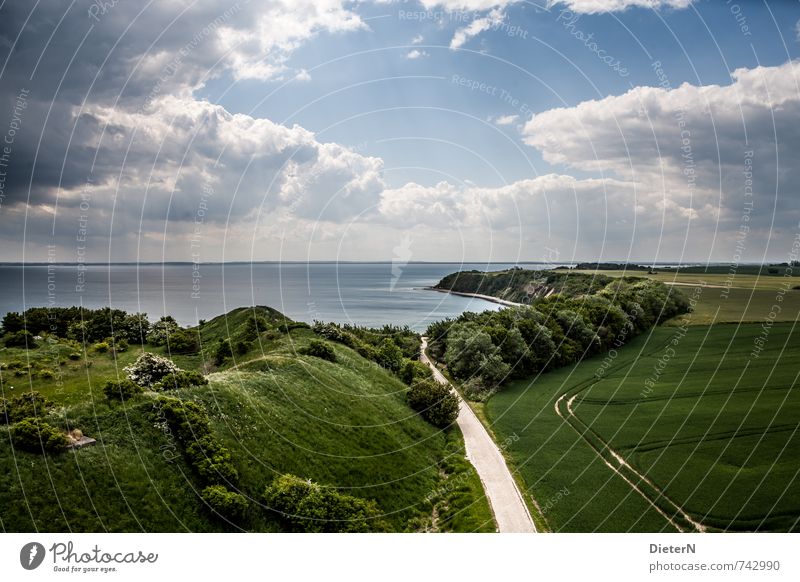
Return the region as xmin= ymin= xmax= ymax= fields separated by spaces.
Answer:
xmin=420 ymin=338 xmax=536 ymax=533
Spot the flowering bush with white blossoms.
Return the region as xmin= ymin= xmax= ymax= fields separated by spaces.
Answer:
xmin=124 ymin=352 xmax=181 ymax=388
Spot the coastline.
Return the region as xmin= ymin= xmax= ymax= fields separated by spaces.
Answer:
xmin=425 ymin=286 xmax=525 ymax=308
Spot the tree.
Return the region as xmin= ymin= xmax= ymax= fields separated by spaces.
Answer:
xmin=376 ymin=338 xmax=403 ymax=373
xmin=166 ymin=329 xmax=200 ymax=354
xmin=407 ymin=380 xmax=459 ymax=428
xmin=124 ymin=352 xmax=181 ymax=388
xmin=1 ymin=311 xmax=25 ymax=335
xmin=443 ymin=323 xmax=495 ymax=380
xmin=214 ymin=339 xmax=233 ymax=365
xmin=146 ymin=316 xmax=180 ymax=346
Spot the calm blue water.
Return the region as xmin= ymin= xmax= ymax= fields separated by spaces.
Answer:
xmin=0 ymin=263 xmax=554 ymax=331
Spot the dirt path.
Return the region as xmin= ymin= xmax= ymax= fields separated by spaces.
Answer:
xmin=420 ymin=338 xmax=536 ymax=533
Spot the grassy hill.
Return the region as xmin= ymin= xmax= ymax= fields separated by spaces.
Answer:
xmin=0 ymin=306 xmax=493 ymax=532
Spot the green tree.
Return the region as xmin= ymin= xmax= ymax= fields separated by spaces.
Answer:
xmin=407 ymin=380 xmax=460 ymax=428
xmin=376 ymin=338 xmax=403 ymax=373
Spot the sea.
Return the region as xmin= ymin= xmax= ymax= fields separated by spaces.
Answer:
xmin=0 ymin=262 xmax=559 ymax=331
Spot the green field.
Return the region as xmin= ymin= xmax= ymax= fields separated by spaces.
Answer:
xmin=487 ymin=322 xmax=799 ymax=532
xmin=569 ymin=269 xmax=800 ymax=325
xmin=0 ymin=307 xmax=493 ymax=532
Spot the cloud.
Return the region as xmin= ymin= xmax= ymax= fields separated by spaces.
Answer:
xmin=449 ymin=8 xmax=505 ymax=49
xmin=549 ymin=0 xmax=693 ymax=13
xmin=522 ymin=60 xmax=800 ymax=256
xmin=411 ymin=34 xmax=424 ymax=44
xmin=423 ymin=0 xmax=691 ymax=12
xmin=405 ymin=49 xmax=429 ymax=59
xmin=491 ymin=114 xmax=519 ymax=126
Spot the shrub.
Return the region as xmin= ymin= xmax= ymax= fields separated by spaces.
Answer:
xmin=93 ymin=342 xmax=109 ymax=353
xmin=234 ymin=340 xmax=251 ymax=356
xmin=201 ymin=485 xmax=249 ymax=521
xmin=124 ymin=352 xmax=181 ymax=387
xmin=187 ymin=436 xmax=239 ymax=484
xmin=376 ymin=338 xmax=403 ymax=373
xmin=154 ymin=396 xmax=238 ymax=486
xmin=214 ymin=339 xmax=233 ymax=365
xmin=1 ymin=391 xmax=52 ymax=425
xmin=407 ymin=380 xmax=459 ymax=428
xmin=400 ymin=359 xmax=433 ymax=385
xmin=10 ymin=417 xmax=68 ymax=453
xmin=103 ymin=379 xmax=143 ymax=401
xmin=242 ymin=315 xmax=269 ymax=342
xmin=4 ymin=330 xmax=36 ymax=349
xmin=263 ymin=474 xmax=383 ymax=533
xmin=278 ymin=321 xmax=310 ymax=333
xmin=461 ymin=377 xmax=495 ymax=402
xmin=146 ymin=316 xmax=180 ymax=346
xmin=154 ymin=370 xmax=208 ymax=391
xmin=167 ymin=329 xmax=199 ymax=354
xmin=68 ymin=352 xmax=82 ymax=360
xmin=300 ymin=340 xmax=336 ymax=362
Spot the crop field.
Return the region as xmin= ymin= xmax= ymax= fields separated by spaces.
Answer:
xmin=487 ymin=322 xmax=799 ymax=532
xmin=570 ymin=269 xmax=800 ymax=325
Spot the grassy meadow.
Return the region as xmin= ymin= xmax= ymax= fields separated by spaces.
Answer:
xmin=487 ymin=322 xmax=799 ymax=532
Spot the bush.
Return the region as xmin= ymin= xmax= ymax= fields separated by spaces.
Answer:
xmin=234 ymin=340 xmax=251 ymax=356
xmin=154 ymin=396 xmax=238 ymax=486
xmin=68 ymin=352 xmax=82 ymax=360
xmin=93 ymin=342 xmax=109 ymax=353
xmin=201 ymin=485 xmax=249 ymax=521
xmin=146 ymin=316 xmax=180 ymax=346
xmin=263 ymin=474 xmax=383 ymax=533
xmin=10 ymin=417 xmax=68 ymax=453
xmin=278 ymin=321 xmax=310 ymax=333
xmin=376 ymin=338 xmax=403 ymax=374
xmin=1 ymin=391 xmax=52 ymax=425
xmin=103 ymin=379 xmax=143 ymax=401
xmin=407 ymin=380 xmax=459 ymax=428
xmin=242 ymin=315 xmax=269 ymax=342
xmin=300 ymin=340 xmax=336 ymax=362
xmin=167 ymin=329 xmax=199 ymax=354
xmin=124 ymin=352 xmax=181 ymax=387
xmin=4 ymin=330 xmax=36 ymax=349
xmin=187 ymin=436 xmax=239 ymax=485
xmin=400 ymin=359 xmax=433 ymax=385
xmin=153 ymin=370 xmax=208 ymax=391
xmin=214 ymin=339 xmax=233 ymax=365
xmin=461 ymin=377 xmax=494 ymax=402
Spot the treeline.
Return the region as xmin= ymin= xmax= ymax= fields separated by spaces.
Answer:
xmin=0 ymin=307 xmax=202 ymax=354
xmin=426 ymin=278 xmax=690 ymax=400
xmin=2 ymin=307 xmax=150 ymax=343
xmin=434 ymin=269 xmax=619 ymax=304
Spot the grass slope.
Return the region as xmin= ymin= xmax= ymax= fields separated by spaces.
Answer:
xmin=0 ymin=307 xmax=493 ymax=532
xmin=487 ymin=323 xmax=799 ymax=532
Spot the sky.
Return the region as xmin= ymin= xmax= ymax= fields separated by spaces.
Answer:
xmin=1 ymin=0 xmax=799 ymax=264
